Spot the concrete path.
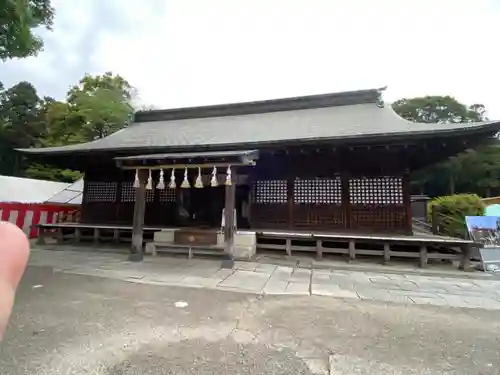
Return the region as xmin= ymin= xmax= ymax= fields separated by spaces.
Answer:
xmin=29 ymin=248 xmax=500 ymax=310
xmin=4 ymin=266 xmax=500 ymax=374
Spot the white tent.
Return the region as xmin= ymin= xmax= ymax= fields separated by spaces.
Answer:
xmin=0 ymin=175 xmax=70 ymax=204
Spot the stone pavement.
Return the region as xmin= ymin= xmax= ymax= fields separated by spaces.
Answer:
xmin=5 ymin=266 xmax=500 ymax=375
xmin=28 ymin=247 xmax=500 ymax=310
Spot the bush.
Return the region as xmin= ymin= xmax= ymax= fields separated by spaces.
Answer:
xmin=428 ymin=194 xmax=485 ymax=237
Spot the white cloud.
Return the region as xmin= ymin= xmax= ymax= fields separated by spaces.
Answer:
xmin=4 ymin=0 xmax=500 ymax=118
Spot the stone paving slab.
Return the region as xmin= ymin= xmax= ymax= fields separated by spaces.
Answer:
xmin=218 ymin=270 xmax=269 ymax=292
xmin=180 ymin=276 xmax=224 ymax=289
xmin=311 ymin=284 xmax=360 ymax=299
xmin=28 ymin=248 xmax=500 ymax=310
xmin=284 ymin=282 xmax=310 ymax=295
xmin=262 ymin=280 xmax=289 ymax=294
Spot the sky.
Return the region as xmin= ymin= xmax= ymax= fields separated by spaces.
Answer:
xmin=2 ymin=0 xmax=500 ymax=118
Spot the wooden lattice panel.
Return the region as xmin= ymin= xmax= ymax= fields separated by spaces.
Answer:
xmin=293 ymin=178 xmax=342 ymax=204
xmin=349 ymin=177 xmax=403 ymax=204
xmin=252 ymin=180 xmax=287 ymax=204
xmin=120 ymin=182 xmax=155 ymax=203
xmin=350 ymin=206 xmax=407 ymax=231
xmin=292 ymin=205 xmax=345 ymax=229
xmin=250 ymin=204 xmax=289 ymax=229
xmin=159 ymin=188 xmax=176 ymax=203
xmin=86 ymin=182 xmax=117 ymax=203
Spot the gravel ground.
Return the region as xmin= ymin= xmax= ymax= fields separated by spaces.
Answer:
xmin=0 ymin=266 xmax=499 ymax=375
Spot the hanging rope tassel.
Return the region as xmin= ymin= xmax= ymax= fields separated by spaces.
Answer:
xmin=210 ymin=166 xmax=218 ymax=187
xmin=225 ymin=165 xmax=232 ymax=186
xmin=195 ymin=166 xmax=204 ymax=188
xmin=181 ymin=167 xmax=190 ymax=188
xmin=133 ymin=169 xmax=140 ymax=188
xmin=145 ymin=169 xmax=153 ymax=190
xmin=156 ymin=168 xmax=165 ymax=189
xmin=168 ymin=168 xmax=176 ymax=189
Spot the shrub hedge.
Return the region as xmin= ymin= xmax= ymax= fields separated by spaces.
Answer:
xmin=427 ymin=194 xmax=485 ymax=237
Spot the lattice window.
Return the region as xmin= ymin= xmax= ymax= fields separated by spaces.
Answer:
xmin=159 ymin=188 xmax=176 ymax=203
xmin=120 ymin=182 xmax=154 ymax=203
xmin=349 ymin=177 xmax=403 ymax=204
xmin=86 ymin=182 xmax=117 ymax=202
xmin=293 ymin=178 xmax=342 ymax=204
xmin=252 ymin=180 xmax=287 ymax=204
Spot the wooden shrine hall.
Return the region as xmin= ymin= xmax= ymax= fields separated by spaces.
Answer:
xmin=20 ymin=88 xmax=500 ymax=267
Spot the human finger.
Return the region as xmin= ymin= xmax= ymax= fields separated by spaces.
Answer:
xmin=0 ymin=222 xmax=30 ymax=339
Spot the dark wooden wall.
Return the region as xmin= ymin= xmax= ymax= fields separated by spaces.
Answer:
xmin=79 ymin=146 xmax=412 ymax=233
xmin=248 ymin=147 xmax=411 ymax=233
xmin=82 ymin=167 xmax=178 ymax=226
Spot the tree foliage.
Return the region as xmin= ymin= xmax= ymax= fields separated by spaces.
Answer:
xmin=393 ymin=96 xmax=487 ymax=124
xmin=67 ymin=73 xmax=135 ymax=140
xmin=0 ymin=72 xmax=135 ymax=182
xmin=393 ymin=95 xmax=500 ymax=197
xmin=0 ymin=81 xmax=44 ymax=175
xmin=0 ymin=0 xmax=55 ymax=60
xmin=428 ymin=194 xmax=485 ymax=237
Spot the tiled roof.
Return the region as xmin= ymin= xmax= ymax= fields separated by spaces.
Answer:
xmin=45 ymin=178 xmax=83 ymax=205
xmin=18 ymin=88 xmax=500 ymax=155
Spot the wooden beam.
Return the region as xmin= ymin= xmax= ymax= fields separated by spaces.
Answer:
xmin=119 ymin=161 xmax=254 ymax=170
xmin=130 ymin=169 xmax=148 ymax=261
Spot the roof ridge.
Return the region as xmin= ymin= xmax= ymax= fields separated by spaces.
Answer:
xmin=134 ymin=87 xmax=386 ymax=123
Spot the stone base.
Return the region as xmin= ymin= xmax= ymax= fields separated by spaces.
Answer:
xmin=128 ymin=253 xmax=144 ymax=262
xmin=151 ymin=229 xmax=256 ymax=260
xmin=232 ymin=231 xmax=257 ymax=260
xmin=154 ymin=229 xmax=177 ymax=243
xmin=220 ymin=255 xmax=235 ymax=269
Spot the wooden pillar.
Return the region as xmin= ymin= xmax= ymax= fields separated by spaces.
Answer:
xmin=93 ymin=228 xmax=100 ymax=244
xmin=403 ymin=171 xmax=412 ymax=233
xmin=130 ymin=169 xmax=148 ymax=261
xmin=383 ymin=243 xmax=390 ymax=264
xmin=459 ymin=244 xmax=472 ymax=271
xmin=419 ymin=245 xmax=428 ymax=268
xmin=348 ymin=240 xmax=356 ymax=261
xmin=74 ymin=227 xmax=81 ymax=243
xmin=115 ymin=172 xmax=123 ymax=224
xmin=222 ymin=168 xmax=236 ymax=268
xmin=81 ymin=178 xmax=89 ymax=223
xmin=287 ymin=175 xmax=294 ymax=229
xmin=341 ymin=173 xmax=351 ymax=230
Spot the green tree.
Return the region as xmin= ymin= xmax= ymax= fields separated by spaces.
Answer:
xmin=0 ymin=0 xmax=55 ymax=60
xmin=39 ymin=99 xmax=86 ymax=146
xmin=0 ymin=81 xmax=44 ymax=175
xmin=456 ymin=146 xmax=500 ymax=197
xmin=393 ymin=96 xmax=486 ymax=124
xmin=1 ymin=73 xmax=136 ymax=182
xmin=392 ymin=96 xmax=499 ymax=197
xmin=67 ymin=72 xmax=135 ymax=140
